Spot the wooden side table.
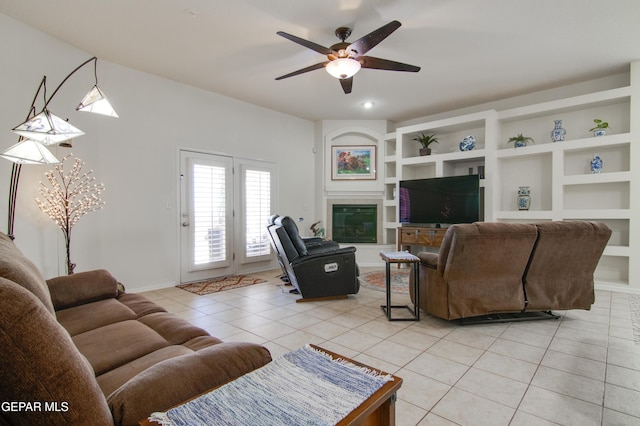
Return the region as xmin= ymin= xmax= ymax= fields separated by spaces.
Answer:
xmin=379 ymin=251 xmax=420 ymax=321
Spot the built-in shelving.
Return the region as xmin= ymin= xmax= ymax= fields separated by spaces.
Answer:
xmin=382 ymin=61 xmax=639 ymax=292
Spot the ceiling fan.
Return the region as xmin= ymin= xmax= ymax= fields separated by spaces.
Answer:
xmin=275 ymin=20 xmax=420 ymax=94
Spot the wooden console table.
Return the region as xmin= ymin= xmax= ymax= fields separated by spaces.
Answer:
xmin=397 ymin=226 xmax=446 ymax=252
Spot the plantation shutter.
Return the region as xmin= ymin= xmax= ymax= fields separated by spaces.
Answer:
xmin=192 ymin=162 xmax=227 ymax=265
xmin=241 ymin=161 xmax=275 ymax=263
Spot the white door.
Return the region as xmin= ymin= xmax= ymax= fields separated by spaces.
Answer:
xmin=180 ymin=151 xmax=277 ymax=283
xmin=180 ymin=151 xmax=234 ymax=283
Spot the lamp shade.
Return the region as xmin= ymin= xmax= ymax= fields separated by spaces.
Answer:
xmin=0 ymin=139 xmax=60 ymax=164
xmin=77 ymin=85 xmax=119 ymax=117
xmin=12 ymin=110 xmax=84 ymax=146
xmin=325 ymin=58 xmax=361 ymax=79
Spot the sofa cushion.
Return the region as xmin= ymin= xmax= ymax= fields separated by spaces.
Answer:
xmin=73 ymin=320 xmax=169 ymax=376
xmin=139 ymin=312 xmax=213 ymax=345
xmin=97 ymin=345 xmax=195 ymax=397
xmin=97 ymin=337 xmax=222 ymax=396
xmin=56 ymin=298 xmax=137 ymax=336
xmin=117 ymin=292 xmax=168 ymax=317
xmin=0 ymin=278 xmax=113 ymax=425
xmin=0 ymin=233 xmax=55 ymax=316
xmin=183 ymin=335 xmax=225 ymax=351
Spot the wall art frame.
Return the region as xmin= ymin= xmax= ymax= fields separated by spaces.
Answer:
xmin=331 ymin=145 xmax=376 ymax=180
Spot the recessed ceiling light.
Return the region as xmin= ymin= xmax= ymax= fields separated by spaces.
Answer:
xmin=363 ymin=101 xmax=374 ymax=109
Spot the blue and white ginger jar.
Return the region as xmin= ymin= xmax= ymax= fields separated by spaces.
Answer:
xmin=517 ymin=186 xmax=531 ymax=211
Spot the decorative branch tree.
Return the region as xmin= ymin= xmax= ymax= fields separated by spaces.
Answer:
xmin=36 ymin=154 xmax=105 ymax=274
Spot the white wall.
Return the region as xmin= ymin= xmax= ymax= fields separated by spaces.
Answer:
xmin=0 ymin=13 xmax=315 ymax=291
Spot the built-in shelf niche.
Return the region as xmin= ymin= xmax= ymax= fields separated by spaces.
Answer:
xmin=498 ymin=153 xmax=552 ymax=211
xmin=563 ymin=182 xmax=629 ymax=210
xmin=595 ymin=256 xmax=629 ymax=287
xmin=563 ymin=142 xmax=630 ymax=176
xmin=497 ymin=88 xmax=631 ymax=150
xmin=401 ymin=163 xmax=436 ymax=180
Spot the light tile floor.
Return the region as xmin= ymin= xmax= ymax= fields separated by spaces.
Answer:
xmin=140 ymin=269 xmax=640 ymax=426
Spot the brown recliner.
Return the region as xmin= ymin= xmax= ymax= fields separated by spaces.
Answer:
xmin=525 ymin=221 xmax=611 ymax=311
xmin=411 ymin=221 xmax=611 ymax=321
xmin=412 ymin=222 xmax=538 ymax=320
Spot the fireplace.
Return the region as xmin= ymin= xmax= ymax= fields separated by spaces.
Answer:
xmin=331 ymin=204 xmax=377 ymax=243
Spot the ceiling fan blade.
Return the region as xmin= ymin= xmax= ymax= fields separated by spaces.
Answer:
xmin=275 ymin=62 xmax=328 ymax=80
xmin=277 ymin=31 xmax=334 ymax=55
xmin=347 ymin=20 xmax=401 ymax=56
xmin=359 ymin=56 xmax=420 ymax=72
xmin=339 ymin=77 xmax=353 ymax=94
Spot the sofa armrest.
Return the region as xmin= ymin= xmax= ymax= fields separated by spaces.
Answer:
xmin=417 ymin=252 xmax=438 ymax=269
xmin=107 ymin=342 xmax=271 ymax=426
xmin=47 ymin=269 xmax=119 ymax=310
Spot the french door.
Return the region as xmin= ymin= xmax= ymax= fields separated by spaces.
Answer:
xmin=179 ymin=150 xmax=275 ymax=283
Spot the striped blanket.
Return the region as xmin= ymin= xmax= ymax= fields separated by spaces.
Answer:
xmin=149 ymin=345 xmax=393 ymax=425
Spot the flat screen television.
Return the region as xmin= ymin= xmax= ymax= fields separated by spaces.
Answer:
xmin=399 ymin=175 xmax=480 ymax=226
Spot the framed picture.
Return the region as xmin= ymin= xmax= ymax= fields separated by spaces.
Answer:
xmin=331 ymin=145 xmax=376 ymax=180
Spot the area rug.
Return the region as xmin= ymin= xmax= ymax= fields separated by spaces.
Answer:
xmin=631 ymin=294 xmax=640 ymax=345
xmin=177 ymin=275 xmax=266 ymax=295
xmin=358 ymin=269 xmax=410 ymax=294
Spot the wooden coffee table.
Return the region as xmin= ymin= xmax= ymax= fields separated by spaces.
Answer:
xmin=141 ymin=344 xmax=402 ymax=426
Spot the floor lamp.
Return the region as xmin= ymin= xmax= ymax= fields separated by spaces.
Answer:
xmin=1 ymin=57 xmax=118 ymax=240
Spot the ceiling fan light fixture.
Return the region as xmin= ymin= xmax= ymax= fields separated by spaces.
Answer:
xmin=326 ymin=58 xmax=361 ymax=79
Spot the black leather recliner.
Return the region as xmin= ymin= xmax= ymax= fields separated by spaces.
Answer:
xmin=267 ymin=215 xmax=359 ymax=300
xmin=267 ymin=215 xmax=340 ymax=282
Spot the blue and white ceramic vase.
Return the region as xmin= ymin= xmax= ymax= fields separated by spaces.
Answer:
xmin=459 ymin=135 xmax=476 ymax=151
xmin=593 ymin=129 xmax=607 ymax=137
xmin=517 ymin=186 xmax=531 ymax=211
xmin=590 ymin=154 xmax=603 ymax=174
xmin=551 ymin=119 xmax=566 ymax=142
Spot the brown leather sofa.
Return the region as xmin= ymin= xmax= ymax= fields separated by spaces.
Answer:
xmin=410 ymin=221 xmax=611 ymax=321
xmin=0 ymin=233 xmax=272 ymax=425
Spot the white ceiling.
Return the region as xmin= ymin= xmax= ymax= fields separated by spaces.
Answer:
xmin=1 ymin=0 xmax=639 ymax=122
